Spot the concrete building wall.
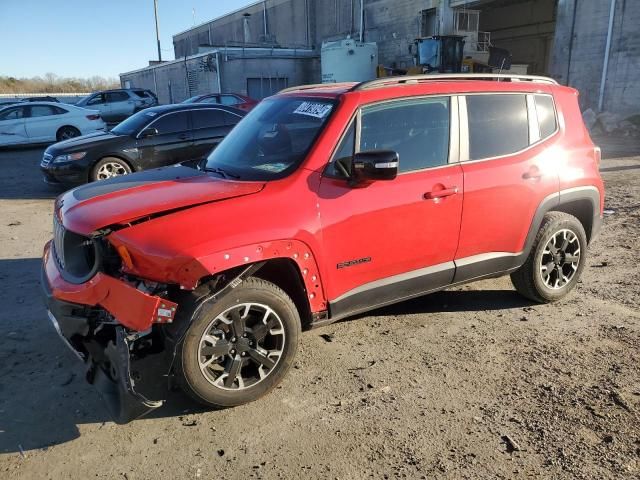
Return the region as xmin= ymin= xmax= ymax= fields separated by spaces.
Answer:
xmin=551 ymin=0 xmax=640 ymax=115
xmin=121 ymin=50 xmax=317 ymax=104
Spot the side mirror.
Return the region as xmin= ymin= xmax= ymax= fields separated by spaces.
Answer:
xmin=140 ymin=127 xmax=158 ymax=138
xmin=350 ymin=150 xmax=399 ymax=186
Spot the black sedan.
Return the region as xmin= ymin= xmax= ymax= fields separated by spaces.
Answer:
xmin=40 ymin=104 xmax=245 ymax=185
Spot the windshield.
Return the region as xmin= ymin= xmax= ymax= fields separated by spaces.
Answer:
xmin=204 ymin=97 xmax=335 ymax=181
xmin=111 ymin=109 xmax=159 ymax=136
xmin=182 ymin=96 xmax=200 ymax=104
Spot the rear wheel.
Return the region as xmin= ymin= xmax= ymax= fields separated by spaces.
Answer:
xmin=56 ymin=126 xmax=81 ymax=141
xmin=176 ymin=277 xmax=300 ymax=408
xmin=91 ymin=157 xmax=132 ymax=181
xmin=511 ymin=212 xmax=587 ymax=303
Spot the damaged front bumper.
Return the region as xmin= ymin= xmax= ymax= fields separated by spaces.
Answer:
xmin=41 ymin=242 xmax=177 ymax=424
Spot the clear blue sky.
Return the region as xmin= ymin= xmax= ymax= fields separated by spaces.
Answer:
xmin=0 ymin=0 xmax=255 ymax=79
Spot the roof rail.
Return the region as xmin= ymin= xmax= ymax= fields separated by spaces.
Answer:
xmin=278 ymin=82 xmax=356 ymax=94
xmin=352 ymin=73 xmax=558 ymax=91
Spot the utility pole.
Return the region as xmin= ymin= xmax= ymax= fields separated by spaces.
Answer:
xmin=154 ymin=0 xmax=162 ymax=62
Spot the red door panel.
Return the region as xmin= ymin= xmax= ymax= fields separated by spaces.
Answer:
xmin=456 ymin=144 xmax=559 ymax=259
xmin=318 ymin=165 xmax=463 ymax=301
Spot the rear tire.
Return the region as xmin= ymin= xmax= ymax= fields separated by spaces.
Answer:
xmin=91 ymin=157 xmax=132 ymax=181
xmin=511 ymin=212 xmax=587 ymax=303
xmin=176 ymin=277 xmax=300 ymax=408
xmin=56 ymin=126 xmax=81 ymax=141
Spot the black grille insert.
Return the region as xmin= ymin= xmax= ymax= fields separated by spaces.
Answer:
xmin=53 ymin=215 xmax=101 ymax=284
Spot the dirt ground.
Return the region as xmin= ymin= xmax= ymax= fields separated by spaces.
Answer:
xmin=0 ymin=136 xmax=638 ymax=479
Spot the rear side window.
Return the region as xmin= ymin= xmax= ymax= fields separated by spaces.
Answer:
xmin=30 ymin=105 xmax=57 ymax=117
xmin=534 ymin=94 xmax=557 ymax=139
xmin=106 ymin=92 xmax=130 ymax=103
xmin=133 ymin=90 xmax=149 ymax=98
xmin=191 ymin=109 xmax=241 ymax=129
xmin=360 ymin=97 xmax=450 ymax=172
xmin=220 ymin=95 xmax=241 ymax=106
xmin=466 ymin=94 xmax=529 ymax=160
xmin=152 ymin=111 xmax=189 ymax=134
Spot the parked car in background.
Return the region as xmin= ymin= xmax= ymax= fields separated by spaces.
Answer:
xmin=41 ymin=103 xmax=244 ymax=185
xmin=76 ymin=88 xmax=158 ymax=123
xmin=0 ymin=102 xmax=105 ymax=147
xmin=182 ymin=92 xmax=258 ymax=112
xmin=19 ymin=96 xmax=60 ymax=103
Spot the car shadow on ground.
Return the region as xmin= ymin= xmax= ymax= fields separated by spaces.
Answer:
xmin=0 ymin=257 xmax=530 ymax=454
xmin=0 ymin=145 xmax=67 ymax=200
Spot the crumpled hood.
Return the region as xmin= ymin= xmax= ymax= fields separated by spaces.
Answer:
xmin=58 ymin=165 xmax=264 ymax=235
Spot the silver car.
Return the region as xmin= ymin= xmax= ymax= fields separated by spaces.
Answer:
xmin=76 ymin=89 xmax=158 ymax=123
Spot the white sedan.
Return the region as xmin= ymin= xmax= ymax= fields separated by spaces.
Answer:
xmin=0 ymin=102 xmax=106 ymax=147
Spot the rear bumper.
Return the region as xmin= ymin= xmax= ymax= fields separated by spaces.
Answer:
xmin=41 ymin=241 xmax=178 ymax=423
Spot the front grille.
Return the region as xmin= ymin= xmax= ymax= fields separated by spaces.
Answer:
xmin=52 ymin=214 xmax=100 ymax=283
xmin=41 ymin=153 xmax=53 ymax=167
xmin=53 ymin=214 xmax=66 ymax=269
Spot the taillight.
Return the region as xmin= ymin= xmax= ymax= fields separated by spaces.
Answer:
xmin=86 ymin=114 xmax=101 ymax=121
xmin=594 ymin=146 xmax=602 ymax=168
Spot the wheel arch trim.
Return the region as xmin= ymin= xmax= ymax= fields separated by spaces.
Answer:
xmin=178 ymin=239 xmax=327 ymax=314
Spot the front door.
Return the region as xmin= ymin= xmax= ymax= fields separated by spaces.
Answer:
xmin=318 ymin=96 xmax=463 ymax=318
xmin=25 ymin=104 xmax=62 ymax=142
xmin=0 ymin=106 xmax=28 ymax=145
xmin=137 ymin=110 xmax=194 ymax=169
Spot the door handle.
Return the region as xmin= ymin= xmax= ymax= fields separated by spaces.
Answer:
xmin=178 ymin=133 xmax=189 ymax=140
xmin=424 ymin=186 xmax=458 ymax=200
xmin=523 ymin=166 xmax=542 ymax=180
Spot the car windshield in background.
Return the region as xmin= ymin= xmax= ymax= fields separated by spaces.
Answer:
xmin=182 ymin=96 xmax=200 ymax=104
xmin=111 ymin=109 xmax=157 ymax=135
xmin=204 ymin=97 xmax=335 ymax=181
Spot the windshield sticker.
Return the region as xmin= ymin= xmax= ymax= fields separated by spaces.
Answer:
xmin=254 ymin=163 xmax=288 ymax=173
xmin=293 ymin=102 xmax=332 ymax=119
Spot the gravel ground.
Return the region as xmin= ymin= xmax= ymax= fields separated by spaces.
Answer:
xmin=0 ymin=136 xmax=638 ymax=479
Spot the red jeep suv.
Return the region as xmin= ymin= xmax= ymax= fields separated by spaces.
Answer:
xmin=42 ymin=74 xmax=604 ymax=423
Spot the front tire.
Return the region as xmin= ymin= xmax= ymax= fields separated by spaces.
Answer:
xmin=91 ymin=157 xmax=132 ymax=181
xmin=511 ymin=212 xmax=588 ymax=303
xmin=176 ymin=277 xmax=301 ymax=408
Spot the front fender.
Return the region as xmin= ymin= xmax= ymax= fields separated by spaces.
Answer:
xmin=177 ymin=239 xmax=327 ymax=313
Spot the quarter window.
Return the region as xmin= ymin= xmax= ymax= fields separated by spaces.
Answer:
xmin=152 ymin=111 xmax=189 ymax=135
xmin=326 ymin=122 xmax=356 ymax=178
xmin=534 ymin=94 xmax=557 ymax=139
xmin=359 ymin=97 xmax=450 ymax=172
xmin=466 ymin=94 xmax=529 ymax=160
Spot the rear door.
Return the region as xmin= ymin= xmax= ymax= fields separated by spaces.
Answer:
xmin=137 ymin=110 xmax=193 ymax=168
xmin=0 ymin=106 xmax=28 ymax=145
xmin=318 ymin=96 xmax=464 ymax=317
xmin=25 ymin=105 xmax=66 ymax=142
xmin=105 ymin=91 xmax=134 ymax=121
xmin=189 ymin=108 xmax=243 ymax=159
xmin=454 ymin=93 xmax=559 ymax=282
